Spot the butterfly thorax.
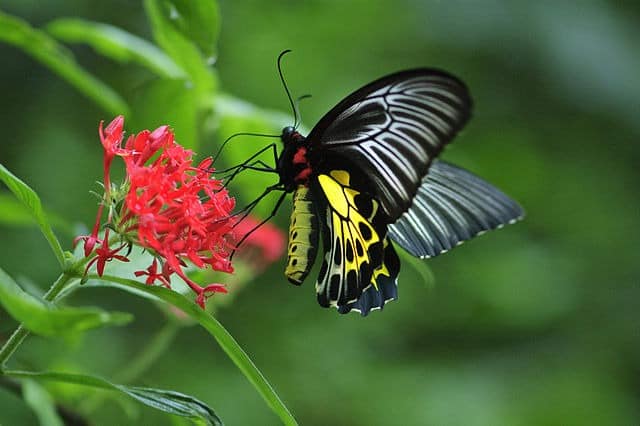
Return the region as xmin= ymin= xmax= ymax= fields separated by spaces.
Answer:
xmin=278 ymin=126 xmax=313 ymax=191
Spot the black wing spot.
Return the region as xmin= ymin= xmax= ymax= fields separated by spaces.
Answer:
xmin=345 ymin=240 xmax=354 ymax=262
xmin=345 ymin=270 xmax=358 ymax=299
xmin=329 ymin=275 xmax=341 ymax=300
xmin=291 ymin=245 xmax=297 ymax=253
xmin=291 ymin=258 xmax=298 ymax=266
xmin=334 ymin=238 xmax=342 ymax=265
xmin=354 ymin=193 xmax=373 ymax=219
xmin=369 ymin=241 xmax=384 ymax=267
xmin=359 ymin=222 xmax=373 ymax=241
xmin=317 ymin=292 xmax=330 ymax=307
xmin=355 ymin=239 xmax=364 ymax=257
xmin=360 ymin=261 xmax=370 ymax=281
xmin=318 ymin=259 xmax=329 ymax=282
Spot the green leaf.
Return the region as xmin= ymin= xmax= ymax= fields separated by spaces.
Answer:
xmin=0 ymin=267 xmax=133 ymax=337
xmin=0 ymin=193 xmax=75 ymax=238
xmin=0 ymin=193 xmax=37 ymax=227
xmin=89 ymin=274 xmax=298 ymax=426
xmin=0 ymin=163 xmax=65 ymax=267
xmin=22 ymin=379 xmax=65 ymax=426
xmin=45 ymin=18 xmax=186 ymax=79
xmin=0 ymin=10 xmax=129 ymax=116
xmin=6 ymin=370 xmax=222 ymax=426
xmin=143 ymin=0 xmax=217 ymax=93
xmin=156 ymin=0 xmax=220 ymax=58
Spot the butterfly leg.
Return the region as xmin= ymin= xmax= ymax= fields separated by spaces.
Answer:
xmin=219 ymin=143 xmax=280 ymax=187
xmin=218 ymin=159 xmax=277 ymax=175
xmin=231 ymin=183 xmax=283 ymax=224
xmin=221 ymin=160 xmax=278 ymax=187
xmin=230 ymin=188 xmax=288 ymax=260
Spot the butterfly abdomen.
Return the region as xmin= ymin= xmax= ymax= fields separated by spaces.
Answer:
xmin=285 ymin=186 xmax=319 ymax=285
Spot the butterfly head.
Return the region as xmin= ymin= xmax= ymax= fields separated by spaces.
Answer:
xmin=280 ymin=126 xmax=303 ymax=146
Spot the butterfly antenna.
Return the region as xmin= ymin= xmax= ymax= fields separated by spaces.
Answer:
xmin=212 ymin=132 xmax=280 ymax=163
xmin=277 ymin=49 xmax=299 ymax=127
xmin=293 ymin=94 xmax=312 ymax=130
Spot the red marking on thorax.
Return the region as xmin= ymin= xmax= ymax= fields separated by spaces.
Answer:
xmin=295 ymin=167 xmax=312 ymax=183
xmin=292 ymin=146 xmax=312 ymax=185
xmin=293 ymin=146 xmax=307 ymax=165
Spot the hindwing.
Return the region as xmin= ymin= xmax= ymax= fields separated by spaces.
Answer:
xmin=388 ymin=160 xmax=525 ymax=258
xmin=313 ymin=170 xmax=388 ymax=310
xmin=338 ymin=237 xmax=400 ymax=316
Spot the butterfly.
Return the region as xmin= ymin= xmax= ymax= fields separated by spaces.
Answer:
xmin=232 ymin=52 xmax=524 ymax=316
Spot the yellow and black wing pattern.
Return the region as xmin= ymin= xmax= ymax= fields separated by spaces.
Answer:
xmin=339 ymin=238 xmax=399 ymax=315
xmin=313 ymin=169 xmax=400 ymax=315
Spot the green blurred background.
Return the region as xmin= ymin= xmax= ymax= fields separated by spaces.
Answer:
xmin=1 ymin=0 xmax=639 ymax=424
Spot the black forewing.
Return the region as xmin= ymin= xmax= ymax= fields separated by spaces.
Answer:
xmin=387 ymin=160 xmax=525 ymax=258
xmin=307 ymin=69 xmax=472 ymax=219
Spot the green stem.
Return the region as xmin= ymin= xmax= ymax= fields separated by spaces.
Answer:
xmin=0 ymin=272 xmax=76 ymax=369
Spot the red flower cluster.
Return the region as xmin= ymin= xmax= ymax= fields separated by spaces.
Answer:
xmin=75 ymin=116 xmax=236 ymax=307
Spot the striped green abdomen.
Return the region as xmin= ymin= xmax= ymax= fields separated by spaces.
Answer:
xmin=285 ymin=186 xmax=319 ymax=285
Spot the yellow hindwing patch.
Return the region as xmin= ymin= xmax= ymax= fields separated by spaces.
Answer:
xmin=315 ymin=170 xmax=385 ymax=307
